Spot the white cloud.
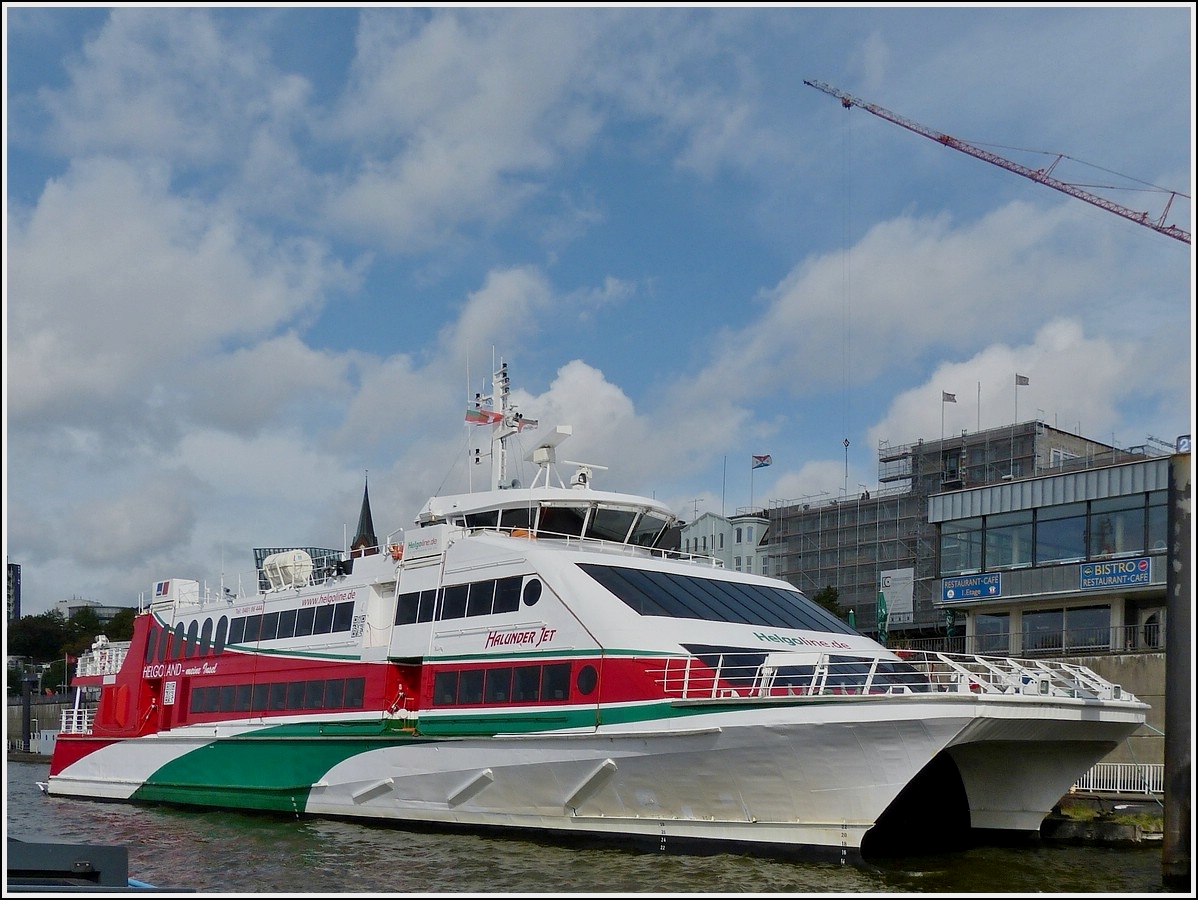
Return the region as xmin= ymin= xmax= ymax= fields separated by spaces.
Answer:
xmin=40 ymin=9 xmax=308 ymax=166
xmin=8 ymin=157 xmax=351 ymax=433
xmin=5 ymin=7 xmax=1189 ymax=618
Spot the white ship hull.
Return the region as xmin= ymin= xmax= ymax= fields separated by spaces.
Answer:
xmin=49 ymin=689 xmax=1140 ymax=861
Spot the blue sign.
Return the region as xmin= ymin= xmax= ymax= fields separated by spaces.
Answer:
xmin=942 ymin=573 xmax=1001 ymax=602
xmin=1080 ymin=557 xmax=1151 ymax=590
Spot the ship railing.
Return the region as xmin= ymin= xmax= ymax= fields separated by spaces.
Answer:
xmin=652 ymin=649 xmax=1139 ymax=704
xmin=75 ymin=642 xmax=132 ymax=678
xmin=59 ymin=707 xmax=95 ymax=735
xmin=464 ymin=524 xmax=725 ymax=567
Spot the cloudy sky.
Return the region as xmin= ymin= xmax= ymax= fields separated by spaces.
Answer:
xmin=4 ymin=6 xmax=1193 ymax=617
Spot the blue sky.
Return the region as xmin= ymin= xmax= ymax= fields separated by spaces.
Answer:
xmin=4 ymin=5 xmax=1194 ymax=616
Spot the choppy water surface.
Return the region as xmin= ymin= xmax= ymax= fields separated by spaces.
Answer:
xmin=5 ymin=761 xmax=1171 ymax=894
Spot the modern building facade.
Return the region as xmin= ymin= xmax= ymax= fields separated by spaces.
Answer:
xmin=55 ymin=597 xmax=134 ymax=628
xmin=680 ymin=420 xmax=1182 ymax=657
xmin=930 ymin=455 xmax=1170 ymax=657
xmin=762 ymin=421 xmax=1177 ymax=649
xmin=680 ymin=421 xmax=1185 ymax=774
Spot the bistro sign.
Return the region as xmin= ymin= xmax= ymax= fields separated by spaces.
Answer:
xmin=1080 ymin=557 xmax=1151 ymax=590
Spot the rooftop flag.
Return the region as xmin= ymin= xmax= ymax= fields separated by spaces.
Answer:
xmin=1015 ymin=374 xmax=1030 ymax=386
xmin=752 ymin=454 xmax=773 ymax=469
xmin=942 ymin=391 xmax=957 ymax=403
xmin=465 ymin=407 xmax=503 ymax=425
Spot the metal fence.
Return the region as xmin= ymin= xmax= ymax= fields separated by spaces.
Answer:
xmin=1072 ymin=762 xmax=1164 ymax=796
xmin=895 ymin=621 xmax=1165 ymax=657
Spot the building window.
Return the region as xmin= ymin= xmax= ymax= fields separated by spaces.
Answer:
xmin=975 ymin=612 xmax=1009 ymax=654
xmin=940 ymin=518 xmax=983 ymax=575
xmin=1088 ymin=496 xmax=1145 ymax=559
xmin=984 ymin=511 xmax=1033 ymax=570
xmin=1022 ymin=609 xmax=1064 ymax=654
xmin=735 ymin=527 xmax=742 ymax=543
xmin=1143 ymin=612 xmax=1162 ymax=649
xmin=1147 ymin=490 xmax=1168 ymax=552
xmin=719 ymin=533 xmax=724 ymax=550
xmin=1065 ymin=606 xmax=1109 ymax=652
xmin=1050 ymin=447 xmax=1079 ymax=468
xmin=734 ymin=557 xmax=742 ymax=571
xmin=1035 ymin=502 xmax=1087 ymax=564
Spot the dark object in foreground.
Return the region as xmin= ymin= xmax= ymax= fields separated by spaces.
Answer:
xmin=6 ymin=838 xmax=188 ymax=892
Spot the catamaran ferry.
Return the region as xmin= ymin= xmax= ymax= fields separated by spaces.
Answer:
xmin=47 ymin=361 xmax=1147 ymax=864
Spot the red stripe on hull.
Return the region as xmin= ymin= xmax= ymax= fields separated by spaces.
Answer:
xmin=48 ymin=736 xmax=122 ymax=775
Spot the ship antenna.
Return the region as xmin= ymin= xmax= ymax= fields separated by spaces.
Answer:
xmin=492 ymin=360 xmax=511 ymax=491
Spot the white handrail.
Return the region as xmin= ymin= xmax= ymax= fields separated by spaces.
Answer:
xmin=1073 ymin=763 xmax=1164 ymax=795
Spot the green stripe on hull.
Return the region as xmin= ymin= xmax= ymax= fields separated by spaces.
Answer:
xmin=419 ymin=708 xmax=589 ymax=735
xmin=133 ymin=721 xmax=435 ymax=812
xmin=131 ymin=699 xmax=822 ymax=809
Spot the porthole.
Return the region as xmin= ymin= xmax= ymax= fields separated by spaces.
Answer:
xmin=522 ymin=578 xmax=542 ymax=606
xmin=577 ymin=664 xmax=598 ymax=696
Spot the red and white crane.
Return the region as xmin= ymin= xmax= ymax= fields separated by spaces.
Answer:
xmin=804 ymin=79 xmax=1190 ymax=245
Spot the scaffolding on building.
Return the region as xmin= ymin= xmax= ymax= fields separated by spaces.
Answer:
xmin=766 ymin=421 xmax=1160 ymax=638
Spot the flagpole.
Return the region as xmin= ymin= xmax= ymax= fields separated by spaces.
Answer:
xmin=940 ymin=391 xmax=956 ymax=445
xmin=750 ymin=457 xmax=754 ymax=512
xmin=1012 ymin=374 xmax=1029 ymax=476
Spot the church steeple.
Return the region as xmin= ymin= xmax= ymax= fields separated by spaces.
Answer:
xmin=350 ymin=473 xmax=378 ymax=557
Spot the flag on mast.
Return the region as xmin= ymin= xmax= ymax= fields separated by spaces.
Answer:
xmin=1015 ymin=374 xmax=1030 ymax=386
xmin=752 ymin=455 xmax=773 ymax=469
xmin=942 ymin=391 xmax=957 ymax=403
xmin=465 ymin=407 xmax=503 ymax=425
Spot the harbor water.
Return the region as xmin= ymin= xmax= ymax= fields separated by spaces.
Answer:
xmin=5 ymin=760 xmax=1173 ymax=894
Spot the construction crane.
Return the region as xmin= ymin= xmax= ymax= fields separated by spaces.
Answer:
xmin=804 ymin=80 xmax=1190 ymax=244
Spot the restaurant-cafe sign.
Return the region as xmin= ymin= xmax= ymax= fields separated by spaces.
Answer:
xmin=1080 ymin=558 xmax=1151 ymax=590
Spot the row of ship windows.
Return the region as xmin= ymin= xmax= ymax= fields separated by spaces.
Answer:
xmin=189 ymin=676 xmax=367 ymax=714
xmin=144 ymin=601 xmax=357 ymax=663
xmin=432 ymin=662 xmax=598 ymax=707
xmin=395 ymin=576 xmax=542 ymax=626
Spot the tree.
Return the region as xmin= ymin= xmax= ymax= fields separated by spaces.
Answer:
xmin=64 ymin=606 xmax=105 ymax=657
xmin=104 ymin=607 xmax=136 ymax=642
xmin=6 ymin=610 xmax=70 ymax=662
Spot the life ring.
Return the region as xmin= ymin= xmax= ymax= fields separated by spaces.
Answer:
xmin=390 ymin=544 xmax=404 ymax=560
